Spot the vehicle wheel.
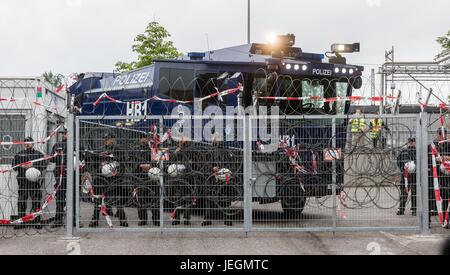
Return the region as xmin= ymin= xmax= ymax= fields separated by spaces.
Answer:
xmin=280 ymin=177 xmax=306 ymax=218
xmin=206 ymin=174 xmax=242 ymax=218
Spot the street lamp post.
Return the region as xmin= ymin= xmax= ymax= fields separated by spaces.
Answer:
xmin=247 ymin=0 xmax=250 ymax=44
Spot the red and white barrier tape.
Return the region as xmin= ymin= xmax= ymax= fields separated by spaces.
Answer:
xmin=335 ymin=192 xmax=348 ymax=219
xmin=420 ymin=102 xmax=450 ymax=111
xmin=0 ymin=153 xmax=58 ymax=174
xmin=0 ymin=125 xmax=63 ymax=146
xmin=55 ymin=84 xmax=66 ymax=94
xmin=85 ymin=179 xmax=114 ymax=228
xmin=440 ymin=108 xmax=446 ymax=138
xmin=100 ymin=195 xmax=113 ymax=228
xmin=403 ymin=169 xmax=410 ymax=194
xmin=444 ymin=202 xmax=450 ymax=228
xmin=171 ymin=207 xmax=182 ymax=221
xmin=93 ymin=85 xmax=243 ymax=107
xmin=430 ymin=144 xmax=445 ymax=226
xmin=0 ymin=153 xmax=64 ymax=225
xmin=432 ymin=141 xmax=450 ymax=228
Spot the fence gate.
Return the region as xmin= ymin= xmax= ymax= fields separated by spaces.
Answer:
xmin=71 ymin=114 xmax=426 ymax=234
xmin=249 ymin=114 xmax=423 ymax=232
xmin=74 ymin=115 xmax=247 ymax=232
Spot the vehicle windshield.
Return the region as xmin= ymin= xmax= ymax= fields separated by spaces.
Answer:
xmin=253 ymin=74 xmax=349 ymax=115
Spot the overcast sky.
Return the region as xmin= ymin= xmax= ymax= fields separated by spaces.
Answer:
xmin=0 ymin=0 xmax=449 ymax=77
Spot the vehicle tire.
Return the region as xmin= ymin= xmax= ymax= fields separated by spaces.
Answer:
xmin=280 ymin=177 xmax=306 ymax=218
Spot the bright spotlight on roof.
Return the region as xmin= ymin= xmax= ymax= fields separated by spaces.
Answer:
xmin=267 ymin=33 xmax=278 ymax=44
xmin=331 ymin=43 xmax=360 ymax=54
xmin=267 ymin=33 xmax=295 ymax=46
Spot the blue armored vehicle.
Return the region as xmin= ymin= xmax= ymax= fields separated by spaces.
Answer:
xmin=69 ymin=34 xmax=364 ymax=217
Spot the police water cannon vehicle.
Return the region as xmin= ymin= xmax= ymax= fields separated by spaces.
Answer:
xmin=69 ymin=34 xmax=364 ymax=216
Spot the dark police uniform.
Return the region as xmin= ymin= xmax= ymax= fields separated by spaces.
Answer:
xmin=397 ymin=142 xmax=417 ymax=215
xmin=132 ymin=140 xmax=160 ymax=226
xmin=83 ymin=136 xmax=128 ymax=227
xmin=12 ymin=140 xmax=47 ymax=228
xmin=168 ymin=148 xmax=193 ymax=226
xmin=201 ymin=142 xmax=233 ymax=227
xmin=50 ymin=139 xmax=67 ymax=225
xmin=50 ymin=132 xmax=78 ymax=227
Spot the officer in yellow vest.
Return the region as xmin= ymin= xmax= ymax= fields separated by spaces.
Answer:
xmin=369 ymin=117 xmax=389 ymax=148
xmin=350 ymin=108 xmax=366 ymax=148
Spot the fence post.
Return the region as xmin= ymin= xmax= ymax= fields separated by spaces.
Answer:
xmin=419 ymin=113 xmax=430 ymax=235
xmin=331 ymin=118 xmax=337 ymax=232
xmin=66 ymin=113 xmax=75 ymax=238
xmin=243 ymin=116 xmax=253 ymax=234
xmin=416 ymin=115 xmax=423 ymax=233
xmin=159 ymin=117 xmax=164 ymax=233
xmin=75 ymin=117 xmax=80 ymax=230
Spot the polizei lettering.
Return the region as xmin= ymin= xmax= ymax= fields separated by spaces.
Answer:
xmin=312 ymin=68 xmax=332 ymax=76
xmin=112 ymin=72 xmax=150 ymax=86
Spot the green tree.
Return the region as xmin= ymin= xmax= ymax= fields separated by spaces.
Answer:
xmin=115 ymin=21 xmax=181 ymax=72
xmin=43 ymin=71 xmax=63 ymax=87
xmin=436 ymin=30 xmax=450 ymax=60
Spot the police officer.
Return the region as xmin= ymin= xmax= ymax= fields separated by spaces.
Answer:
xmin=396 ymin=138 xmax=417 ymax=216
xmin=201 ymin=142 xmax=233 ymax=227
xmin=85 ymin=133 xmax=128 ymax=227
xmin=350 ymin=108 xmax=366 ymax=148
xmin=12 ymin=137 xmax=47 ymax=229
xmin=132 ymin=134 xmax=160 ymax=226
xmin=370 ymin=117 xmax=390 ymax=149
xmin=49 ymin=128 xmax=68 ymax=228
xmin=49 ymin=128 xmax=79 ymax=228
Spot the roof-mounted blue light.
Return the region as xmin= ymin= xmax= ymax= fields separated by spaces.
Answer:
xmin=188 ymin=52 xmax=206 ymax=60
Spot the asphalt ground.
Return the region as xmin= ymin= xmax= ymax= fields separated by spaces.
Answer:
xmin=2 ymin=187 xmax=449 ymax=255
xmin=0 ymin=231 xmax=447 ymax=255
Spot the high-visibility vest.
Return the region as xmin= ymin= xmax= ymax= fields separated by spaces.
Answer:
xmin=370 ymin=119 xmax=383 ymax=138
xmin=351 ymin=118 xmax=365 ymax=133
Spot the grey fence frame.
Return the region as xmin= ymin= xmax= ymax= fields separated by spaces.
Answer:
xmin=66 ymin=113 xmax=430 ymax=237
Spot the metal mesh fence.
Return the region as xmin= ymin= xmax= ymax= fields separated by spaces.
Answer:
xmin=427 ymin=113 xmax=450 ymax=233
xmin=73 ymin=114 xmax=427 ymax=233
xmin=2 ymin=73 xmax=449 ymax=238
xmin=338 ymin=116 xmax=419 ymax=229
xmin=0 ymin=78 xmax=68 ymax=238
xmin=250 ymin=115 xmax=420 ymax=231
xmin=76 ymin=116 xmax=245 ymax=231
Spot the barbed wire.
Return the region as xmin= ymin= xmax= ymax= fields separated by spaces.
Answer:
xmin=1 ymin=71 xmax=449 ymax=236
